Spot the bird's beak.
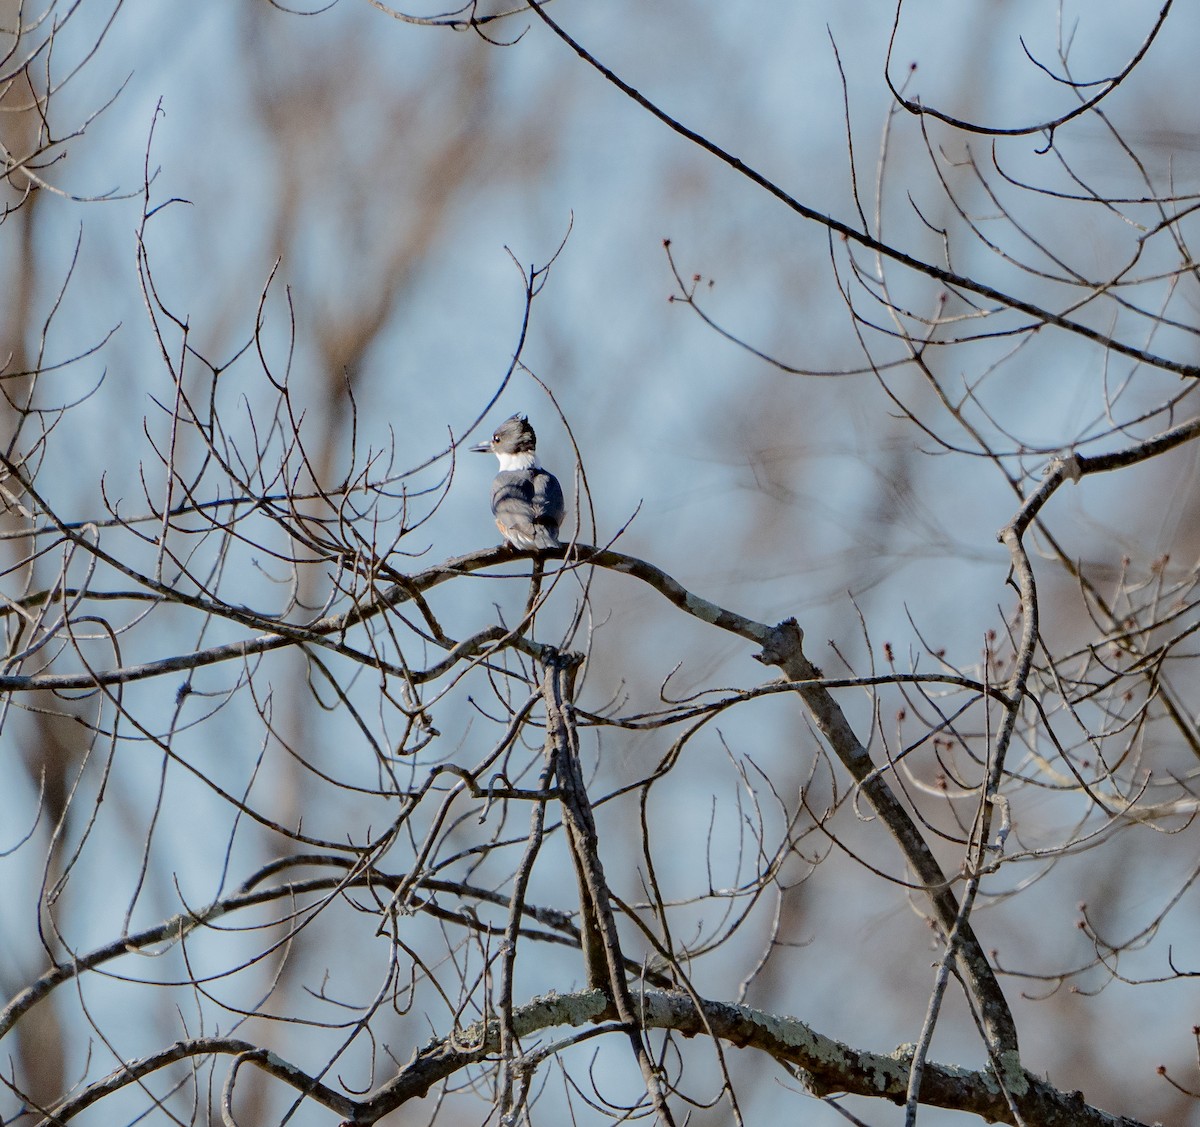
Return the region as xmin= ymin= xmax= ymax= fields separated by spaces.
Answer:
xmin=469 ymin=441 xmax=492 ymax=454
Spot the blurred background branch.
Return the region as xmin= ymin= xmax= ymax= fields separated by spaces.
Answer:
xmin=2 ymin=1 xmax=1200 ymax=1125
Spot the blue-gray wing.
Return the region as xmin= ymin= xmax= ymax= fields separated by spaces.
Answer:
xmin=492 ymin=468 xmax=564 ymax=549
xmin=531 ymin=468 xmax=565 ymax=541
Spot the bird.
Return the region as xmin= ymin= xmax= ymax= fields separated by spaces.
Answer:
xmin=471 ymin=414 xmax=565 ymax=550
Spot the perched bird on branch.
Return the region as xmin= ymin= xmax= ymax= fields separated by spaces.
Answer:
xmin=471 ymin=414 xmax=565 ymax=550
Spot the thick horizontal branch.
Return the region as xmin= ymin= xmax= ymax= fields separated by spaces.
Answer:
xmin=169 ymin=988 xmax=1144 ymax=1127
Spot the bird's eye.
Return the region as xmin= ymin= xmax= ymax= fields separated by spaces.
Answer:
xmin=492 ymin=433 xmax=500 ymax=442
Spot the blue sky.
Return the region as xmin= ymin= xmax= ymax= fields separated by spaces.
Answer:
xmin=3 ymin=1 xmax=1199 ymax=1123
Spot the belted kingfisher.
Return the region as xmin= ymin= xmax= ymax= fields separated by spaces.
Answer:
xmin=471 ymin=414 xmax=565 ymax=550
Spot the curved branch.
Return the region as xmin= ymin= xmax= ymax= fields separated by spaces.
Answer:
xmin=39 ymin=1037 xmax=356 ymax=1125
xmin=985 ymin=414 xmax=1200 ymax=845
xmin=885 ymin=0 xmax=1173 ymax=138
